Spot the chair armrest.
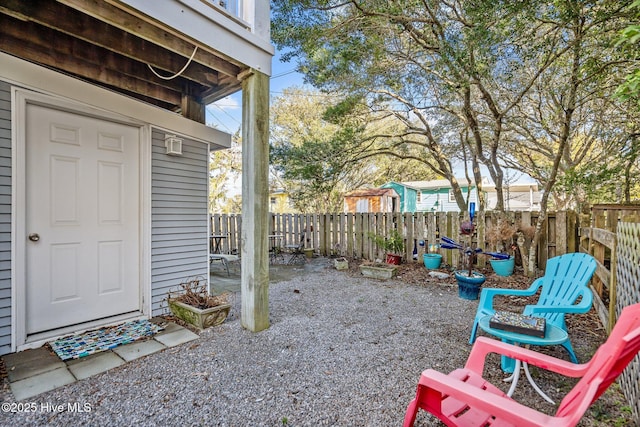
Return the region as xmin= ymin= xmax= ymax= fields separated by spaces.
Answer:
xmin=478 ymin=279 xmax=543 ymax=312
xmin=524 ymin=288 xmax=593 ymax=315
xmin=419 ymin=369 xmax=569 ymax=427
xmin=464 ymin=337 xmax=589 ymax=378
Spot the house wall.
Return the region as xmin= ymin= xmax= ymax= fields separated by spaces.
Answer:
xmin=404 ymin=188 xmax=417 ymax=212
xmin=150 ymin=128 xmax=210 ymax=315
xmin=417 ymin=188 xmax=480 ymax=212
xmin=0 ymin=74 xmax=214 ymax=355
xmin=269 ymin=193 xmax=295 ymax=214
xmin=345 ymin=196 xmax=381 ymax=213
xmin=0 ymin=81 xmax=11 ymax=355
xmin=486 ymin=189 xmax=540 ymax=211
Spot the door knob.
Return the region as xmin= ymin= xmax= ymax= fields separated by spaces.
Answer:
xmin=28 ymin=233 xmax=40 ymax=242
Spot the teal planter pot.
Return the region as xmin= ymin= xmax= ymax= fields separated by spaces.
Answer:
xmin=423 ymin=253 xmax=442 ymax=270
xmin=454 ymin=271 xmax=486 ymax=300
xmin=490 ymin=256 xmax=515 ymax=277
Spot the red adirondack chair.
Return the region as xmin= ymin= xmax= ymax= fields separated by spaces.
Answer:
xmin=403 ymin=303 xmax=640 ymax=427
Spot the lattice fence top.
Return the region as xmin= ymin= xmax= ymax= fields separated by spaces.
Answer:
xmin=615 ymin=222 xmax=640 ymax=425
xmin=616 ymin=222 xmax=640 ymax=316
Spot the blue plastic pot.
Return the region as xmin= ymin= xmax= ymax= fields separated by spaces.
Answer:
xmin=454 ymin=271 xmax=486 ymax=300
xmin=423 ymin=253 xmax=442 ymax=270
xmin=490 ymin=256 xmax=515 ymax=277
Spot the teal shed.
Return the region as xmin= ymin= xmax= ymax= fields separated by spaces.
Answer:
xmin=381 ymin=182 xmax=419 ymax=213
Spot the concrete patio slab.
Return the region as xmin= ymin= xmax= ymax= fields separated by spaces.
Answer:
xmin=9 ymin=367 xmax=76 ymax=401
xmin=155 ymin=322 xmax=185 ymax=335
xmin=1 ymin=320 xmax=199 ymax=400
xmin=113 ymin=339 xmax=166 ymax=362
xmin=153 ymin=328 xmax=199 ymax=348
xmin=67 ymin=351 xmax=125 ymax=380
xmin=2 ymin=347 xmax=66 ymax=382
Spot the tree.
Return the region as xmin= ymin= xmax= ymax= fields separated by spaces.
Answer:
xmin=273 ymin=0 xmax=638 ymax=274
xmin=616 ymin=0 xmax=640 ymax=106
xmin=270 ymin=87 xmax=433 ymax=212
xmin=209 ymin=130 xmax=242 ymax=213
xmin=272 ymin=1 xmax=579 ymax=213
xmin=503 ymin=1 xmax=639 ymax=213
xmin=270 ymin=87 xmax=366 ymax=212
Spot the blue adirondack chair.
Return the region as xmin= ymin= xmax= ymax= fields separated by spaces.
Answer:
xmin=469 ymin=252 xmax=597 ymax=368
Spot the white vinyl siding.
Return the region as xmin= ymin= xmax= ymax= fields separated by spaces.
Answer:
xmin=0 ymin=81 xmax=11 ymax=355
xmin=150 ymin=128 xmax=209 ymax=315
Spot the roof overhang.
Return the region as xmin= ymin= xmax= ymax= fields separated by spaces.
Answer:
xmin=0 ymin=0 xmax=273 ymax=121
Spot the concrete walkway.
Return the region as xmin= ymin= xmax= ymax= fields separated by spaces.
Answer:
xmin=2 ymin=320 xmax=199 ymax=401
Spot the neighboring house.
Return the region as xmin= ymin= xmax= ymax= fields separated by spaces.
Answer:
xmin=380 ymin=182 xmax=419 ymax=213
xmin=344 ymin=188 xmax=400 ymax=213
xmin=403 ymin=178 xmax=541 ymax=212
xmin=269 ymin=189 xmax=296 ymax=214
xmin=405 ymin=178 xmax=487 ymax=212
xmin=485 ymin=181 xmax=541 ymax=211
xmin=0 ymin=1 xmax=273 ymax=354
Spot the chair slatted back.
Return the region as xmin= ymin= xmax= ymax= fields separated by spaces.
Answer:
xmin=526 ymin=253 xmax=597 ymax=328
xmin=543 ymin=252 xmax=598 ymax=284
xmin=557 ymin=303 xmax=640 ymax=418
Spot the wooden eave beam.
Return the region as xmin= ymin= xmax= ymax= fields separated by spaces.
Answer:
xmin=0 ymin=15 xmax=191 ymax=93
xmin=0 ymin=0 xmax=225 ymax=87
xmin=201 ymin=83 xmax=243 ymax=105
xmin=0 ymin=30 xmax=182 ymax=107
xmin=58 ymin=0 xmax=243 ymax=78
xmin=200 ymin=71 xmax=246 ymax=104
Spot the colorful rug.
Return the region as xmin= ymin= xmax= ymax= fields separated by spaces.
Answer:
xmin=49 ymin=319 xmax=164 ymax=361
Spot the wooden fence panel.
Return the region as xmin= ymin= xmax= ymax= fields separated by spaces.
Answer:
xmin=414 ymin=212 xmax=425 ymax=260
xmin=579 ymin=226 xmax=617 ymax=332
xmin=211 ymin=211 xmax=578 ymax=268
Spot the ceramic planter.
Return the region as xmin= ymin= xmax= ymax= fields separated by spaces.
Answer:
xmin=360 ymin=264 xmax=397 ymax=279
xmin=168 ymin=299 xmax=231 ymax=329
xmin=490 ymin=256 xmax=515 ymax=276
xmin=423 ymin=253 xmax=442 ymax=269
xmin=454 ymin=270 xmax=486 ymax=300
xmin=334 ymin=257 xmax=349 ymax=270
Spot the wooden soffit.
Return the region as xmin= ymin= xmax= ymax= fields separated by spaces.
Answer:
xmin=0 ymin=0 xmax=248 ymax=121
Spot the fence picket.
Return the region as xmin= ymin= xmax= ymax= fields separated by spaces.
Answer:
xmin=210 ymin=211 xmax=576 ymax=268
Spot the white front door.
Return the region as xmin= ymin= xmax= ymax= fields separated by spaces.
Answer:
xmin=25 ymin=103 xmax=141 ymax=335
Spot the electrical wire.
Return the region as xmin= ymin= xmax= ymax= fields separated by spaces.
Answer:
xmin=148 ymin=46 xmax=198 ymax=80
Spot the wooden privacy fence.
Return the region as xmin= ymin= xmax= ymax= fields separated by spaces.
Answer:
xmin=210 ymin=211 xmax=579 ymax=269
xmin=579 ymin=204 xmax=640 ymax=332
xmin=579 ymin=226 xmax=617 ymax=332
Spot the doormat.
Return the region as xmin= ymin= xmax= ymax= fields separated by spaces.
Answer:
xmin=49 ymin=319 xmax=164 ymax=361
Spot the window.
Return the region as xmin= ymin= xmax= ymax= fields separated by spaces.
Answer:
xmin=448 ymin=189 xmax=455 ymax=203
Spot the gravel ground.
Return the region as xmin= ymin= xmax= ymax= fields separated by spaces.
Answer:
xmin=0 ymin=258 xmax=633 ymax=426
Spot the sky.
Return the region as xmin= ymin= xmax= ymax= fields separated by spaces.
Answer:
xmin=205 ymin=51 xmax=305 ymax=134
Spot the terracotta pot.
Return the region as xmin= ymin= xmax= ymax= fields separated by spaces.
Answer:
xmin=385 ymin=253 xmax=402 ymax=265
